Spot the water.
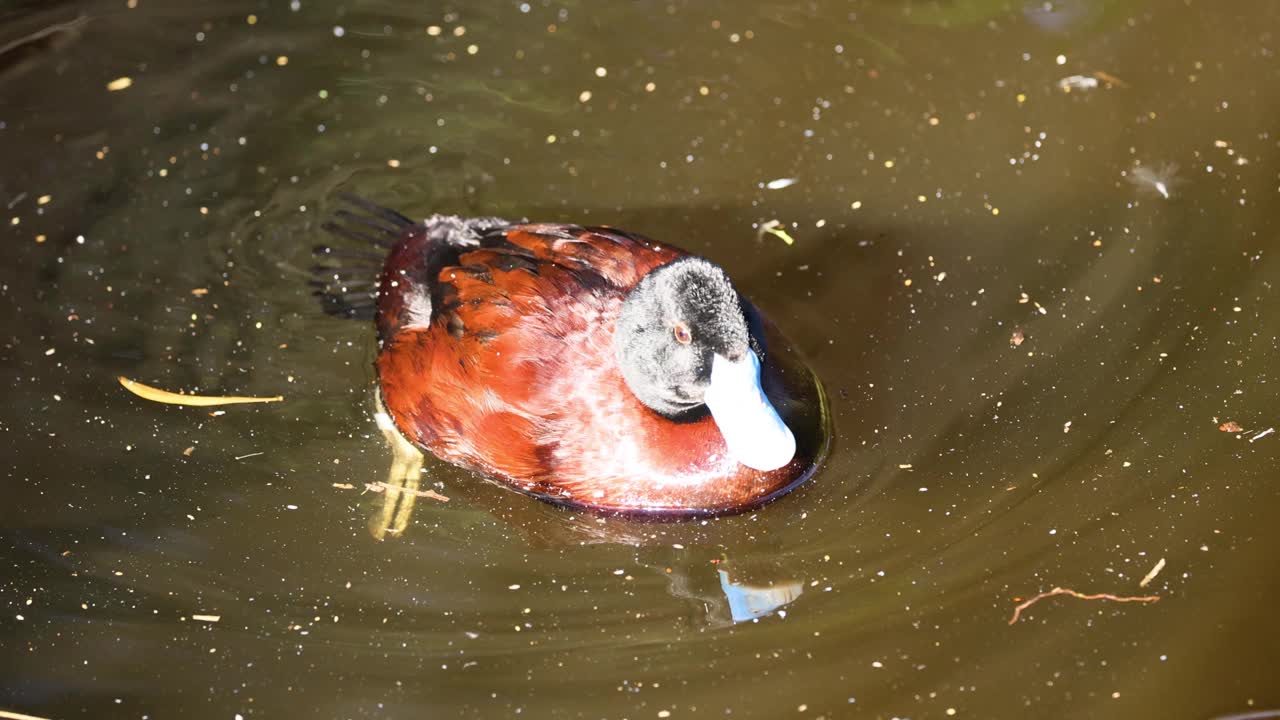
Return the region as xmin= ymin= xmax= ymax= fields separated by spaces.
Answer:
xmin=3 ymin=1 xmax=1280 ymax=717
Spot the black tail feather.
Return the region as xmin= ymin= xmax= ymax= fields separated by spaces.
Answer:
xmin=312 ymin=194 xmax=416 ymax=321
xmin=333 ymin=208 xmax=406 ymax=236
xmin=312 ymin=244 xmax=384 ymax=262
xmin=320 ymin=220 xmax=397 ymax=248
xmin=316 ymin=291 xmax=377 ymax=320
xmin=336 ymin=192 xmax=415 ymax=228
xmin=310 ymin=265 xmax=378 ymax=282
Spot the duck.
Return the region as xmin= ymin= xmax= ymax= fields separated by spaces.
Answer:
xmin=314 ymin=194 xmax=824 ymax=515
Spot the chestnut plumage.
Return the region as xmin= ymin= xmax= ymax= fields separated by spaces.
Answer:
xmin=316 ymin=196 xmax=820 ymax=514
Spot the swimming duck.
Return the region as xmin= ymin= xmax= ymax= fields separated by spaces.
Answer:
xmin=315 ymin=195 xmax=822 ymax=514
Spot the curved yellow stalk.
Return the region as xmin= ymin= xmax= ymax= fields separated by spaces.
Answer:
xmin=117 ymin=376 xmax=283 ymax=406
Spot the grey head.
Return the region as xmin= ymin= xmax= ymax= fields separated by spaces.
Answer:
xmin=613 ymin=256 xmax=795 ymax=471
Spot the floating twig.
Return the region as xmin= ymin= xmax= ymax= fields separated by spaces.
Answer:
xmin=1139 ymin=558 xmax=1167 ymax=588
xmin=1092 ymin=70 xmax=1129 ymax=88
xmin=1008 ymin=586 xmax=1160 ymax=625
xmin=756 ymin=219 xmax=796 ymax=245
xmin=1250 ymin=427 xmax=1275 ymax=443
xmin=0 ymin=709 xmax=55 ymax=720
xmin=118 ymin=376 xmax=283 ymax=406
xmin=234 ymin=451 xmax=264 ymax=461
xmin=364 ymin=481 xmax=449 ymax=502
xmin=1210 ymin=711 xmax=1280 ymax=720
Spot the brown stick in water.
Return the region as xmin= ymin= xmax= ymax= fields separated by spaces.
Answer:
xmin=1008 ymin=586 xmax=1160 ymax=625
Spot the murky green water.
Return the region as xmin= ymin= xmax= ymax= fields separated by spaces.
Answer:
xmin=4 ymin=1 xmax=1280 ymax=718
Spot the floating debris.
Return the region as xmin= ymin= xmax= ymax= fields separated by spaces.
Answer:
xmin=106 ymin=76 xmax=133 ymax=92
xmin=1207 ymin=709 xmax=1280 ymax=720
xmin=1056 ymin=75 xmax=1098 ymax=92
xmin=118 ymin=376 xmax=283 ymax=406
xmin=1250 ymin=427 xmax=1275 ymax=443
xmin=764 ymin=177 xmax=798 ymax=190
xmin=756 ymin=219 xmax=795 ymax=245
xmin=1125 ymin=163 xmax=1180 ymax=199
xmin=1139 ymin=558 xmax=1166 ymax=588
xmin=191 ymin=614 xmax=221 ymax=623
xmin=364 ymin=481 xmax=449 ymax=502
xmin=0 ymin=706 xmax=55 ymax=720
xmin=1093 ymin=70 xmax=1128 ymax=87
xmin=1008 ymin=586 xmax=1160 ymax=625
xmin=1055 ymin=71 xmax=1129 ymax=91
xmin=1219 ymin=421 xmax=1244 ymax=433
xmin=1010 ymin=328 xmax=1026 ymax=347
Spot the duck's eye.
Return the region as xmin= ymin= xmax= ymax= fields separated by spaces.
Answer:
xmin=673 ymin=323 xmax=692 ymax=344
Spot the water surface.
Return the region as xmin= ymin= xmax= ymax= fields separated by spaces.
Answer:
xmin=3 ymin=1 xmax=1280 ymax=718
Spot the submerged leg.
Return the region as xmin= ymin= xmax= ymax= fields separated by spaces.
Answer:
xmin=370 ymin=392 xmax=426 ymax=540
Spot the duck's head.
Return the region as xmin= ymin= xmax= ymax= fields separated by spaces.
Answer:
xmin=613 ymin=257 xmax=796 ymax=472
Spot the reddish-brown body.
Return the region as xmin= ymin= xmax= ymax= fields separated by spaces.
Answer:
xmin=374 ymin=222 xmax=812 ymax=514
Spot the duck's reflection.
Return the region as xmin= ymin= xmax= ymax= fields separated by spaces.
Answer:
xmin=659 ymin=553 xmax=805 ymax=625
xmin=717 ymin=565 xmax=804 ymax=622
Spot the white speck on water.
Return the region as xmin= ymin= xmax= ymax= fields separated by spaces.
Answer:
xmin=764 ymin=177 xmax=798 ymax=190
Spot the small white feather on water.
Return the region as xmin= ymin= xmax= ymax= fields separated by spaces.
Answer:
xmin=1126 ymin=163 xmax=1180 ymax=199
